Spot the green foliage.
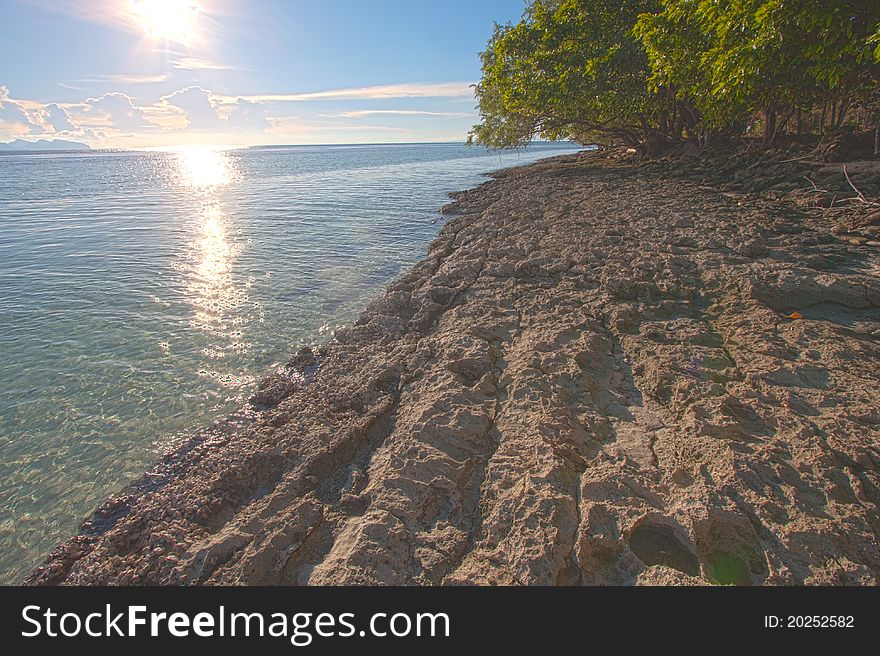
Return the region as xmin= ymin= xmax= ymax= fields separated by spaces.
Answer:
xmin=469 ymin=0 xmax=664 ymax=149
xmin=471 ymin=0 xmax=880 ymax=151
xmin=872 ymin=22 xmax=880 ymax=62
xmin=636 ymin=1 xmax=880 ymax=132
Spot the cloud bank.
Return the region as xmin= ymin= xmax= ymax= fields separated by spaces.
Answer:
xmin=85 ymin=92 xmax=154 ymax=130
xmin=1 ymin=79 xmax=477 ymax=146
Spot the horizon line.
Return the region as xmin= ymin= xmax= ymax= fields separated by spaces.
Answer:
xmin=0 ymin=139 xmax=578 ymax=153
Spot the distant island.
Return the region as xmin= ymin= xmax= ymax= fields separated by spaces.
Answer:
xmin=0 ymin=138 xmax=91 ymax=152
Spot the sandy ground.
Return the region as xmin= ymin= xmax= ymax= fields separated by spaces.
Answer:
xmin=27 ymin=150 xmax=880 ymax=585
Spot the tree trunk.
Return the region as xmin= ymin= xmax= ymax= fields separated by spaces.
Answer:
xmin=763 ymin=107 xmax=777 ymax=145
xmin=772 ymin=106 xmax=795 ymax=143
xmin=875 ymin=123 xmax=879 ymax=157
xmin=679 ymin=101 xmax=699 ymax=132
xmin=835 ymin=100 xmax=849 ymax=129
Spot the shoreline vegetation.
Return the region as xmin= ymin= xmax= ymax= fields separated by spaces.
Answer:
xmin=467 ymin=1 xmax=880 ymax=160
xmin=27 ymin=147 xmax=880 ymax=585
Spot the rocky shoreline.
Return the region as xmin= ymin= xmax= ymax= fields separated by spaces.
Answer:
xmin=27 ymin=150 xmax=880 ymax=585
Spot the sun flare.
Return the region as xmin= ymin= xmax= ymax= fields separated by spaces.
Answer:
xmin=176 ymin=146 xmax=235 ymax=188
xmin=131 ymin=0 xmax=201 ymax=44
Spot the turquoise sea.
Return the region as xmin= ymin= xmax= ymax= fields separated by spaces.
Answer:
xmin=0 ymin=142 xmax=580 ymax=583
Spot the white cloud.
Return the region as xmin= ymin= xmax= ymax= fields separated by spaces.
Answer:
xmin=45 ymin=103 xmax=76 ymax=132
xmin=161 ymin=86 xmax=223 ymax=130
xmin=327 ymin=109 xmax=475 ymax=119
xmin=0 ymin=85 xmax=42 ymax=134
xmin=85 ymin=92 xmax=154 ymax=130
xmin=158 ymin=87 xmax=271 ymax=132
xmin=227 ymin=99 xmax=269 ymax=131
xmin=78 ymin=73 xmax=171 ymax=85
xmin=172 ymin=57 xmax=235 ymax=71
xmin=226 ymin=81 xmax=476 ymax=104
xmin=0 ymin=87 xmax=93 ymax=139
xmin=1 ymin=78 xmax=478 ymax=144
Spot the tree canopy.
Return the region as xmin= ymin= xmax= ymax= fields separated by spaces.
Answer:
xmin=470 ymin=0 xmax=880 ymax=154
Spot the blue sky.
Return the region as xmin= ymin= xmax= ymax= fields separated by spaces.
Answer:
xmin=0 ymin=0 xmax=528 ymax=147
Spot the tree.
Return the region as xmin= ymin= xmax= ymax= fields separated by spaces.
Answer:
xmin=468 ymin=0 xmax=673 ymax=154
xmin=471 ymin=0 xmax=880 ymax=154
xmin=635 ymin=1 xmax=880 ymax=144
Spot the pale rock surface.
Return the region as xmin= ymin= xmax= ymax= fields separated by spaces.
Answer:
xmin=27 ymin=153 xmax=880 ymax=586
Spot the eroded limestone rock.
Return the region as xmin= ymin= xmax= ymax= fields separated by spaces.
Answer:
xmin=26 ymin=152 xmax=880 ymax=586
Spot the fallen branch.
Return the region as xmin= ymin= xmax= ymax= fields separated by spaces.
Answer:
xmin=842 ymin=165 xmax=867 ymax=204
xmin=777 ymin=154 xmax=820 ymax=165
xmin=802 ymin=176 xmax=826 ymax=194
xmin=748 ymin=153 xmax=815 ymax=170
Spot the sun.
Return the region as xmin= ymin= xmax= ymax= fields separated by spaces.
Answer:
xmin=131 ymin=0 xmax=201 ymax=45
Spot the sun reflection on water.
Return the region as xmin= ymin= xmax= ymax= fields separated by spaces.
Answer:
xmin=173 ymin=147 xmax=252 ymax=380
xmin=190 ymin=206 xmax=237 ymax=327
xmin=176 ymin=146 xmax=236 ymax=188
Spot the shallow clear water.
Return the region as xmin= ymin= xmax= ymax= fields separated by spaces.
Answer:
xmin=0 ymin=142 xmax=579 ymax=583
